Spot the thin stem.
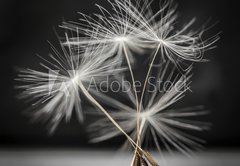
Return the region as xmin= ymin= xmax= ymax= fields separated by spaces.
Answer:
xmin=122 ymin=43 xmax=141 ymax=164
xmin=78 ymin=81 xmax=142 ymax=152
xmin=132 ymin=44 xmax=161 ymax=166
xmin=139 ymin=44 xmax=161 ymax=110
xmin=131 ymin=119 xmax=152 ymax=166
xmin=131 ymin=117 xmax=147 ymax=165
xmin=122 ymin=43 xmax=139 ymax=111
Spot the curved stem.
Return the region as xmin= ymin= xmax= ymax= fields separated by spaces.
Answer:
xmin=122 ymin=43 xmax=142 ymax=164
xmin=132 ymin=44 xmax=161 ymax=166
xmin=122 ymin=43 xmax=139 ymax=112
xmin=139 ymin=44 xmax=161 ymax=110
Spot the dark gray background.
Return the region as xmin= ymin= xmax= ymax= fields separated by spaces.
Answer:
xmin=0 ymin=0 xmax=238 ymax=149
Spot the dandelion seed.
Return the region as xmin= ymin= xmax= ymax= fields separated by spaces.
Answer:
xmin=88 ymin=62 xmax=210 ymax=157
xmin=62 ymin=0 xmax=218 ymax=71
xmin=16 ymin=35 xmax=123 ymax=133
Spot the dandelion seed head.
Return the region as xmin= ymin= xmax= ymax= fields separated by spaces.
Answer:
xmin=114 ymin=36 xmax=128 ymax=43
xmin=63 ymin=0 xmax=219 ymax=71
xmin=16 ymin=36 xmax=124 ymax=133
xmin=88 ymin=63 xmax=209 ymax=156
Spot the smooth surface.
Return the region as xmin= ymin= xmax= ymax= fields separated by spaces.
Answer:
xmin=0 ymin=150 xmax=240 ymax=166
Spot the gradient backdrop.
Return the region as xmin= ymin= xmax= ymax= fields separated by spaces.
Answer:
xmin=0 ymin=0 xmax=239 ymax=150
